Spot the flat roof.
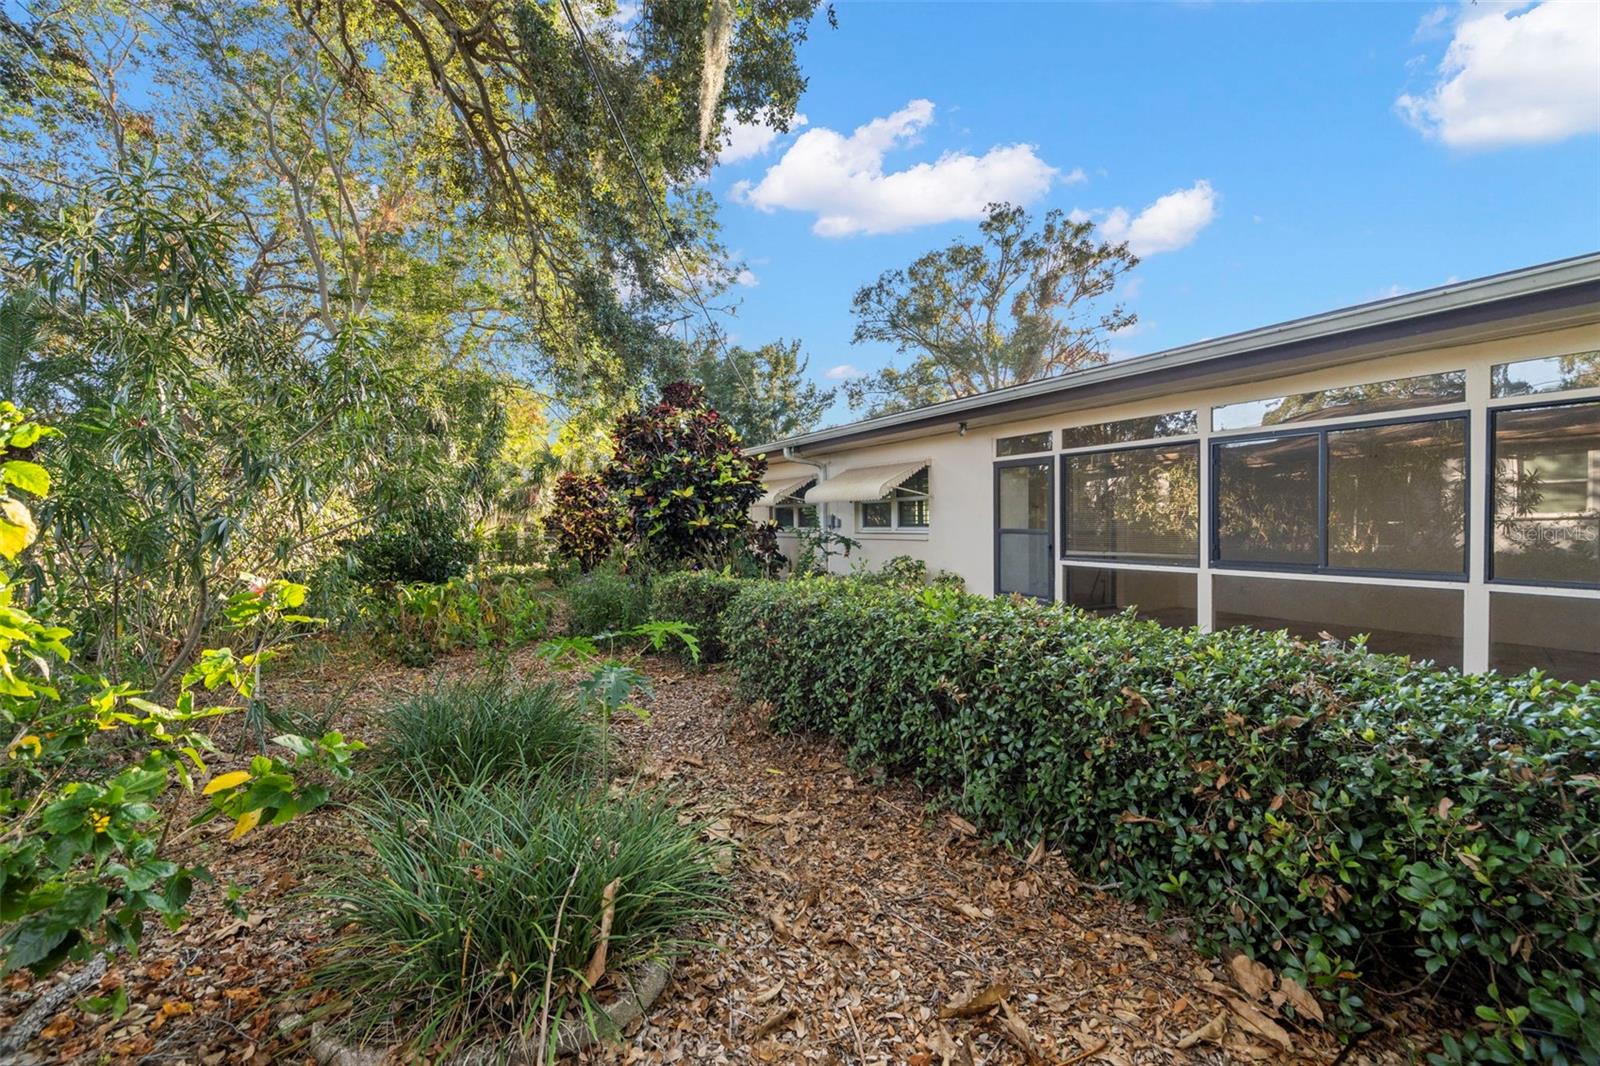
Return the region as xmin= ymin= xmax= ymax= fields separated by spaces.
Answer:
xmin=750 ymin=252 xmax=1600 ymax=456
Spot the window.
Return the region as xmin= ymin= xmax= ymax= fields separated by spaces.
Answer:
xmin=1063 ymin=443 xmax=1198 ymax=564
xmin=771 ymin=482 xmax=818 ymax=531
xmin=1491 ymin=400 xmax=1600 ymax=586
xmin=1214 ymin=575 xmax=1464 ymax=668
xmin=773 ymin=504 xmax=818 ymax=529
xmin=1064 ymin=566 xmax=1197 ymax=627
xmin=996 ymin=431 xmax=1052 ymax=456
xmin=1325 ymin=419 xmax=1466 ymax=573
xmin=1213 ymin=415 xmax=1468 ymax=576
xmin=1211 ymin=371 xmax=1465 ymax=432
xmin=1490 ymin=592 xmax=1600 ymax=683
xmin=1213 ymin=433 xmax=1321 ymax=566
xmin=1491 ymin=352 xmax=1600 ymax=399
xmin=857 ymin=467 xmax=930 ymax=531
xmin=1061 ymin=410 xmax=1197 ymax=450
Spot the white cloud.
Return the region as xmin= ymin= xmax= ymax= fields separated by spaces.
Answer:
xmin=719 ymin=110 xmax=809 ymax=165
xmin=732 ymin=99 xmax=1059 ymax=237
xmin=733 ymin=267 xmax=758 ymax=287
xmin=1396 ymin=1 xmax=1600 ymax=148
xmin=1094 ymin=180 xmax=1218 ymax=256
xmin=824 ymin=363 xmax=862 ymax=380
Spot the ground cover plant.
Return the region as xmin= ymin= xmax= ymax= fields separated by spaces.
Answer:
xmin=315 ymin=757 xmax=723 ymax=1056
xmin=722 ymin=578 xmax=1600 ymax=1064
xmin=371 ymin=680 xmax=598 ymax=789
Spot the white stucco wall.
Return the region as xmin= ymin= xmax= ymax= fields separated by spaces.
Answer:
xmin=755 ymin=321 xmax=1600 ymax=676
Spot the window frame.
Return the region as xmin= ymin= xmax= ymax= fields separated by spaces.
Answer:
xmin=854 ymin=467 xmax=931 ymax=533
xmin=1209 ymin=409 xmax=1472 ymax=582
xmin=1485 ymin=396 xmax=1600 ymax=591
xmin=772 ymin=502 xmax=819 ymax=530
xmin=1060 ymin=438 xmax=1201 ymax=569
xmin=995 ymin=431 xmax=1053 ymax=457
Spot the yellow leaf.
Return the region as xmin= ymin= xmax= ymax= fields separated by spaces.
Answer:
xmin=229 ymin=808 xmax=263 ymax=840
xmin=0 ymin=497 xmax=37 ymax=559
xmin=203 ymin=769 xmax=253 ymax=795
xmin=6 ymin=733 xmax=40 ymax=758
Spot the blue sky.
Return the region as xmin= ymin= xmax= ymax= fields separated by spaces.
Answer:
xmin=702 ymin=1 xmax=1600 ymax=427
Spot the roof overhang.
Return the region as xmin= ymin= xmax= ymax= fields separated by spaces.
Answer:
xmin=750 ymin=253 xmax=1600 ymax=458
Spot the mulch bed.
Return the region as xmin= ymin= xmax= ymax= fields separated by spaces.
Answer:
xmin=1 ymin=644 xmax=1449 ymax=1064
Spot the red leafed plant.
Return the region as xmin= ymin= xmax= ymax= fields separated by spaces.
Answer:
xmin=543 ymin=471 xmax=620 ymax=572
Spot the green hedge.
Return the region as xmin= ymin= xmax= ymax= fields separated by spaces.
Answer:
xmin=721 ymin=579 xmax=1600 ymax=1063
xmin=650 ymin=570 xmax=748 ymax=663
xmin=563 ymin=569 xmax=650 ymax=636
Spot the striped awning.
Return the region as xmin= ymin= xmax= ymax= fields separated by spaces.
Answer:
xmin=807 ymin=461 xmax=928 ymax=504
xmin=755 ymin=475 xmax=816 ymax=508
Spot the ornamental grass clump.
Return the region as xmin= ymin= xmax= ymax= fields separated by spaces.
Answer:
xmin=721 ymin=578 xmax=1600 ymax=1064
xmin=315 ymin=775 xmax=724 ymax=1055
xmin=372 ymin=680 xmax=598 ymax=789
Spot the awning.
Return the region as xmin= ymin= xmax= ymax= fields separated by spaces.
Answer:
xmin=755 ymin=475 xmax=816 ymax=508
xmin=807 ymin=461 xmax=929 ymax=504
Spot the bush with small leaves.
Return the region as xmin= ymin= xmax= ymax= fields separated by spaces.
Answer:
xmin=722 ymin=578 xmax=1600 ymax=1063
xmin=564 ymin=569 xmax=650 ymax=637
xmin=649 ymin=570 xmax=750 ymax=663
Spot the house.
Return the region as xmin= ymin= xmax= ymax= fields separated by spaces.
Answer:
xmin=748 ymin=254 xmax=1600 ymax=683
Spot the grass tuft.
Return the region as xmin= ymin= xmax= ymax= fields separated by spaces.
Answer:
xmin=314 ymin=774 xmax=724 ymax=1053
xmin=372 ymin=679 xmax=598 ymax=788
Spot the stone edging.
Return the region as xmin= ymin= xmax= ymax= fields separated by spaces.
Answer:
xmin=293 ymin=959 xmax=673 ymax=1064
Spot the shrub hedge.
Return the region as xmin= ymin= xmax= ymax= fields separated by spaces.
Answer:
xmin=564 ymin=569 xmax=650 ymax=636
xmin=721 ymin=579 xmax=1600 ymax=1063
xmin=649 ymin=570 xmax=747 ymax=662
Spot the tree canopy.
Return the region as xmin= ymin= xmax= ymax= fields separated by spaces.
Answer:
xmin=846 ymin=202 xmax=1138 ymax=415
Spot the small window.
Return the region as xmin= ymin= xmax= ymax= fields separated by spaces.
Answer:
xmin=1061 ymin=411 xmax=1197 ymax=450
xmin=1491 ymin=400 xmax=1600 ymax=586
xmin=1212 ymin=371 xmax=1465 ymax=432
xmin=997 ymin=431 xmax=1052 ymax=456
xmin=856 ymin=466 xmax=930 ymax=532
xmin=1491 ymin=352 xmax=1600 ymax=399
xmin=1213 ymin=433 xmax=1321 ymax=566
xmin=773 ymin=504 xmax=818 ymax=529
xmin=859 ymin=501 xmax=892 ymax=528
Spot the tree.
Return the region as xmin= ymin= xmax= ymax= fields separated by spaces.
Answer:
xmin=675 ymin=337 xmax=834 ymax=444
xmin=846 ymin=202 xmax=1138 ymax=415
xmin=0 ymin=0 xmax=821 ymax=414
xmin=604 ymin=383 xmax=766 ymax=564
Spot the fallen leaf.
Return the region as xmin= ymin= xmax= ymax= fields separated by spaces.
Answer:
xmin=751 ymin=1004 xmax=797 ymax=1040
xmin=1279 ymin=976 xmax=1326 ymax=1025
xmin=1229 ymin=953 xmax=1274 ymax=1001
xmin=581 ymin=877 xmax=619 ymax=988
xmin=946 ymin=813 xmax=978 ymax=836
xmin=997 ymin=1001 xmax=1045 ymax=1063
xmin=938 ymin=981 xmax=1009 ymax=1019
xmin=1025 ymin=838 xmax=1046 ymax=865
xmin=1175 ymin=1013 xmax=1227 ymax=1049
